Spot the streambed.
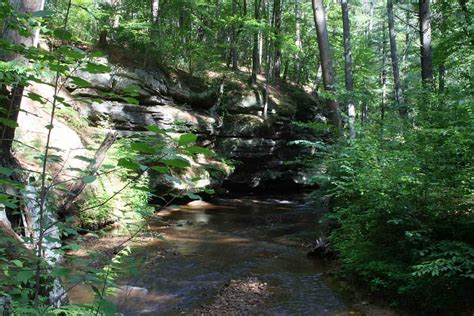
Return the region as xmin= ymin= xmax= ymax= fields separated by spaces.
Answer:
xmin=70 ymin=196 xmax=349 ymax=315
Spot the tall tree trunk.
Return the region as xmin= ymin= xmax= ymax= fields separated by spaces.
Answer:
xmin=273 ymin=0 xmax=282 ymax=79
xmin=458 ymin=0 xmax=474 ymax=46
xmin=419 ymin=0 xmax=433 ymax=85
xmin=364 ymin=0 xmax=374 ymax=41
xmin=151 ymin=0 xmax=160 ymax=24
xmin=387 ymin=0 xmax=406 ymax=117
xmin=311 ymin=0 xmax=342 ymax=134
xmin=380 ymin=21 xmax=388 ymax=122
xmin=251 ymin=0 xmax=261 ymax=84
xmin=341 ymin=0 xmax=355 ymax=139
xmin=438 ymin=64 xmax=445 ymax=92
xmin=1 ymin=0 xmax=45 ymax=159
xmin=231 ymin=0 xmax=239 ymax=70
xmin=294 ymin=0 xmax=303 ymax=84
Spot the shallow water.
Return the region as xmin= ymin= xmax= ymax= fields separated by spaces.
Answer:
xmin=71 ymin=196 xmax=347 ymax=315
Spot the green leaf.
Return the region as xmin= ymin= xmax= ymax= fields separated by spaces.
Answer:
xmin=11 ymin=259 xmax=23 ymax=268
xmin=83 ymin=175 xmax=97 ymax=184
xmin=16 ymin=270 xmax=34 ymax=283
xmin=0 ymin=167 xmax=13 ymax=177
xmin=90 ymin=51 xmax=105 ymax=58
xmin=53 ymin=29 xmax=73 ymax=41
xmin=163 ymin=158 xmax=190 ymax=169
xmin=178 ymin=133 xmax=197 ymax=146
xmin=83 ymin=62 xmax=111 ymax=74
xmin=145 ymin=125 xmax=165 ymax=134
xmin=26 ymin=92 xmax=47 ymax=104
xmin=63 ymin=227 xmax=78 ymax=236
xmin=121 ymin=84 xmax=141 ymax=94
xmin=130 ymin=142 xmax=154 ymax=154
xmin=32 ymin=10 xmax=54 ymax=17
xmin=117 ymin=158 xmax=141 ymax=171
xmin=49 ymin=63 xmax=69 ymax=73
xmin=100 ymin=299 xmax=118 ymax=314
xmin=73 ymin=155 xmax=95 ymax=163
xmin=0 ymin=117 xmax=19 ymax=128
xmin=123 ymin=97 xmax=139 ymax=105
xmin=185 ymin=145 xmax=213 ymax=156
xmin=52 ymin=267 xmax=71 ymax=278
xmin=69 ymin=76 xmax=91 ymax=88
xmin=150 ymin=165 xmax=169 ymax=173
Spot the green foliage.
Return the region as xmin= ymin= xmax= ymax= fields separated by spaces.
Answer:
xmin=0 ymin=1 xmax=218 ymax=314
xmin=319 ymin=93 xmax=473 ymax=312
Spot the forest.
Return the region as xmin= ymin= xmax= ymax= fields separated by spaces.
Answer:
xmin=0 ymin=0 xmax=473 ymax=314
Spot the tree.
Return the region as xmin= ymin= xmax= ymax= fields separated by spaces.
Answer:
xmin=419 ymin=0 xmax=433 ymax=85
xmin=0 ymin=0 xmax=45 ymax=162
xmin=251 ymin=0 xmax=262 ymax=84
xmin=151 ymin=0 xmax=160 ymax=24
xmin=294 ymin=0 xmax=303 ymax=84
xmin=273 ymin=0 xmax=282 ymax=79
xmin=311 ymin=0 xmax=342 ymax=133
xmin=387 ymin=0 xmax=406 ymax=117
xmin=340 ymin=0 xmax=355 ymax=138
xmin=231 ymin=0 xmax=239 ymax=70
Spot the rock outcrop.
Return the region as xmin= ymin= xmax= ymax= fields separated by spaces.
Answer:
xmin=65 ymin=56 xmax=327 ymax=193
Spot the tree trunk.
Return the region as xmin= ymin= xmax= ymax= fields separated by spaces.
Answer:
xmin=151 ymin=0 xmax=160 ymax=24
xmin=1 ymin=0 xmax=45 ymax=160
xmin=231 ymin=0 xmax=239 ymax=70
xmin=62 ymin=131 xmax=118 ymax=214
xmin=458 ymin=0 xmax=474 ymax=46
xmin=273 ymin=0 xmax=282 ymax=79
xmin=364 ymin=0 xmax=374 ymax=40
xmin=438 ymin=64 xmax=445 ymax=92
xmin=341 ymin=0 xmax=355 ymax=139
xmin=381 ymin=21 xmax=388 ymax=122
xmin=251 ymin=0 xmax=261 ymax=84
xmin=387 ymin=0 xmax=406 ymax=117
xmin=311 ymin=0 xmax=342 ymax=134
xmin=2 ymin=0 xmax=45 ymax=57
xmin=294 ymin=0 xmax=303 ymax=84
xmin=419 ymin=0 xmax=433 ymax=85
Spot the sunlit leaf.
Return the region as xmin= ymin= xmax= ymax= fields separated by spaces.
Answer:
xmin=163 ymin=158 xmax=190 ymax=169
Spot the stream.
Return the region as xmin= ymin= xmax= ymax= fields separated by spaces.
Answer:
xmin=70 ymin=196 xmax=349 ymax=315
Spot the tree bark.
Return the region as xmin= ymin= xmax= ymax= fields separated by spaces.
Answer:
xmin=251 ymin=0 xmax=261 ymax=84
xmin=1 ymin=0 xmax=45 ymax=160
xmin=273 ymin=0 xmax=282 ymax=79
xmin=61 ymin=131 xmax=118 ymax=214
xmin=419 ymin=0 xmax=433 ymax=85
xmin=438 ymin=64 xmax=445 ymax=92
xmin=341 ymin=0 xmax=355 ymax=139
xmin=231 ymin=0 xmax=239 ymax=70
xmin=151 ymin=0 xmax=160 ymax=24
xmin=387 ymin=0 xmax=406 ymax=117
xmin=458 ymin=0 xmax=474 ymax=46
xmin=380 ymin=21 xmax=388 ymax=122
xmin=311 ymin=0 xmax=342 ymax=134
xmin=364 ymin=0 xmax=374 ymax=41
xmin=294 ymin=0 xmax=303 ymax=84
